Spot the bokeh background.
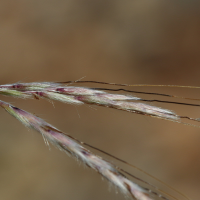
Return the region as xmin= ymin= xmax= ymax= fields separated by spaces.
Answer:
xmin=0 ymin=1 xmax=200 ymax=200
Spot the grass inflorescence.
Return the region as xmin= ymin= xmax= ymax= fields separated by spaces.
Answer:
xmin=0 ymin=81 xmax=196 ymax=200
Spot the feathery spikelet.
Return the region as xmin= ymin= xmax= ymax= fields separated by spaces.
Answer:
xmin=0 ymin=100 xmax=153 ymax=200
xmin=0 ymin=82 xmax=179 ymax=121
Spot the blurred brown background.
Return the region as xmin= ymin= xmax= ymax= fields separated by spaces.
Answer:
xmin=0 ymin=1 xmax=200 ymax=200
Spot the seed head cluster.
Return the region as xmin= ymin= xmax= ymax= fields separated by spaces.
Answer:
xmin=0 ymin=82 xmax=181 ymax=200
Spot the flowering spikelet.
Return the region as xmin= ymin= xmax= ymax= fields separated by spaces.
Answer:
xmin=0 ymin=100 xmax=153 ymax=200
xmin=0 ymin=82 xmax=179 ymax=121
